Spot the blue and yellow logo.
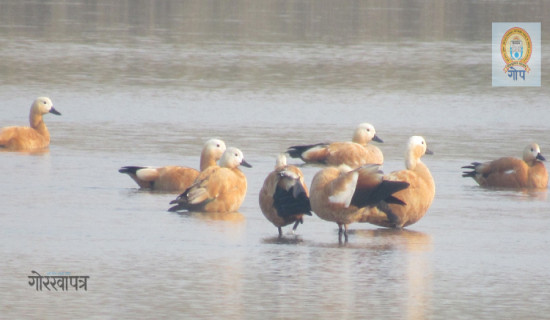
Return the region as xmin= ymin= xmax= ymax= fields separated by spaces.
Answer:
xmin=501 ymin=27 xmax=532 ymax=74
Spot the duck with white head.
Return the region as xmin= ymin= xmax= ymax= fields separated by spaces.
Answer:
xmin=462 ymin=143 xmax=547 ymax=189
xmin=360 ymin=136 xmax=435 ymax=229
xmin=0 ymin=97 xmax=61 ymax=151
xmin=169 ymin=147 xmax=252 ymax=213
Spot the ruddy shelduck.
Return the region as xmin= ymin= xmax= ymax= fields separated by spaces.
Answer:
xmin=360 ymin=136 xmax=435 ymax=229
xmin=259 ymin=154 xmax=312 ymax=237
xmin=169 ymin=147 xmax=252 ymax=213
xmin=310 ymin=163 xmax=409 ymax=242
xmin=287 ymin=122 xmax=384 ymax=167
xmin=0 ymin=97 xmax=61 ymax=150
xmin=462 ymin=143 xmax=548 ymax=189
xmin=118 ymin=139 xmax=226 ymax=192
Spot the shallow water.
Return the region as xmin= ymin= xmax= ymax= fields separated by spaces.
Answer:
xmin=1 ymin=1 xmax=550 ymax=319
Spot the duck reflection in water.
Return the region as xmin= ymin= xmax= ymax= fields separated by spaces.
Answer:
xmin=175 ymin=210 xmax=245 ymax=222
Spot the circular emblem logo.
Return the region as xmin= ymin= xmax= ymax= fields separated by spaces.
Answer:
xmin=501 ymin=27 xmax=532 ymax=72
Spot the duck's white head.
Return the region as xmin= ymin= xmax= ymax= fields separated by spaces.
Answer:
xmin=203 ymin=138 xmax=227 ymax=160
xmin=219 ymin=147 xmax=252 ymax=169
xmin=353 ymin=122 xmax=383 ymax=145
xmin=523 ymin=143 xmax=545 ymax=163
xmin=405 ymin=136 xmax=433 ymax=169
xmin=31 ymin=97 xmax=61 ymax=116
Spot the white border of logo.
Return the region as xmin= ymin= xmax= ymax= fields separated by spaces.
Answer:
xmin=492 ymin=22 xmax=541 ymax=87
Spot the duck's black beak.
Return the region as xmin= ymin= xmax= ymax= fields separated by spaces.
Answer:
xmin=241 ymin=159 xmax=252 ymax=168
xmin=536 ymin=153 xmax=546 ymax=161
xmin=49 ymin=107 xmax=61 ymax=115
xmin=373 ymin=134 xmax=383 ymax=143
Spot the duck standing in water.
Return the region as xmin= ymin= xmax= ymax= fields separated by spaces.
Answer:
xmin=360 ymin=136 xmax=435 ymax=229
xmin=310 ymin=163 xmax=409 ymax=242
xmin=259 ymin=154 xmax=312 ymax=237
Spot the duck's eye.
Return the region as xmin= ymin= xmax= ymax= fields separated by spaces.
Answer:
xmin=43 ymin=101 xmax=47 ymax=104
xmin=216 ymin=144 xmax=220 ymax=147
xmin=531 ymin=148 xmax=534 ymax=152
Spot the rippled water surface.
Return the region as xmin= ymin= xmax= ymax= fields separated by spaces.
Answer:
xmin=1 ymin=1 xmax=550 ymax=319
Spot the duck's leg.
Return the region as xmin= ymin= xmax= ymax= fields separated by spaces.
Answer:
xmin=278 ymin=227 xmax=283 ymax=238
xmin=291 ymin=219 xmax=301 ymax=234
xmin=343 ymin=224 xmax=349 ymax=243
